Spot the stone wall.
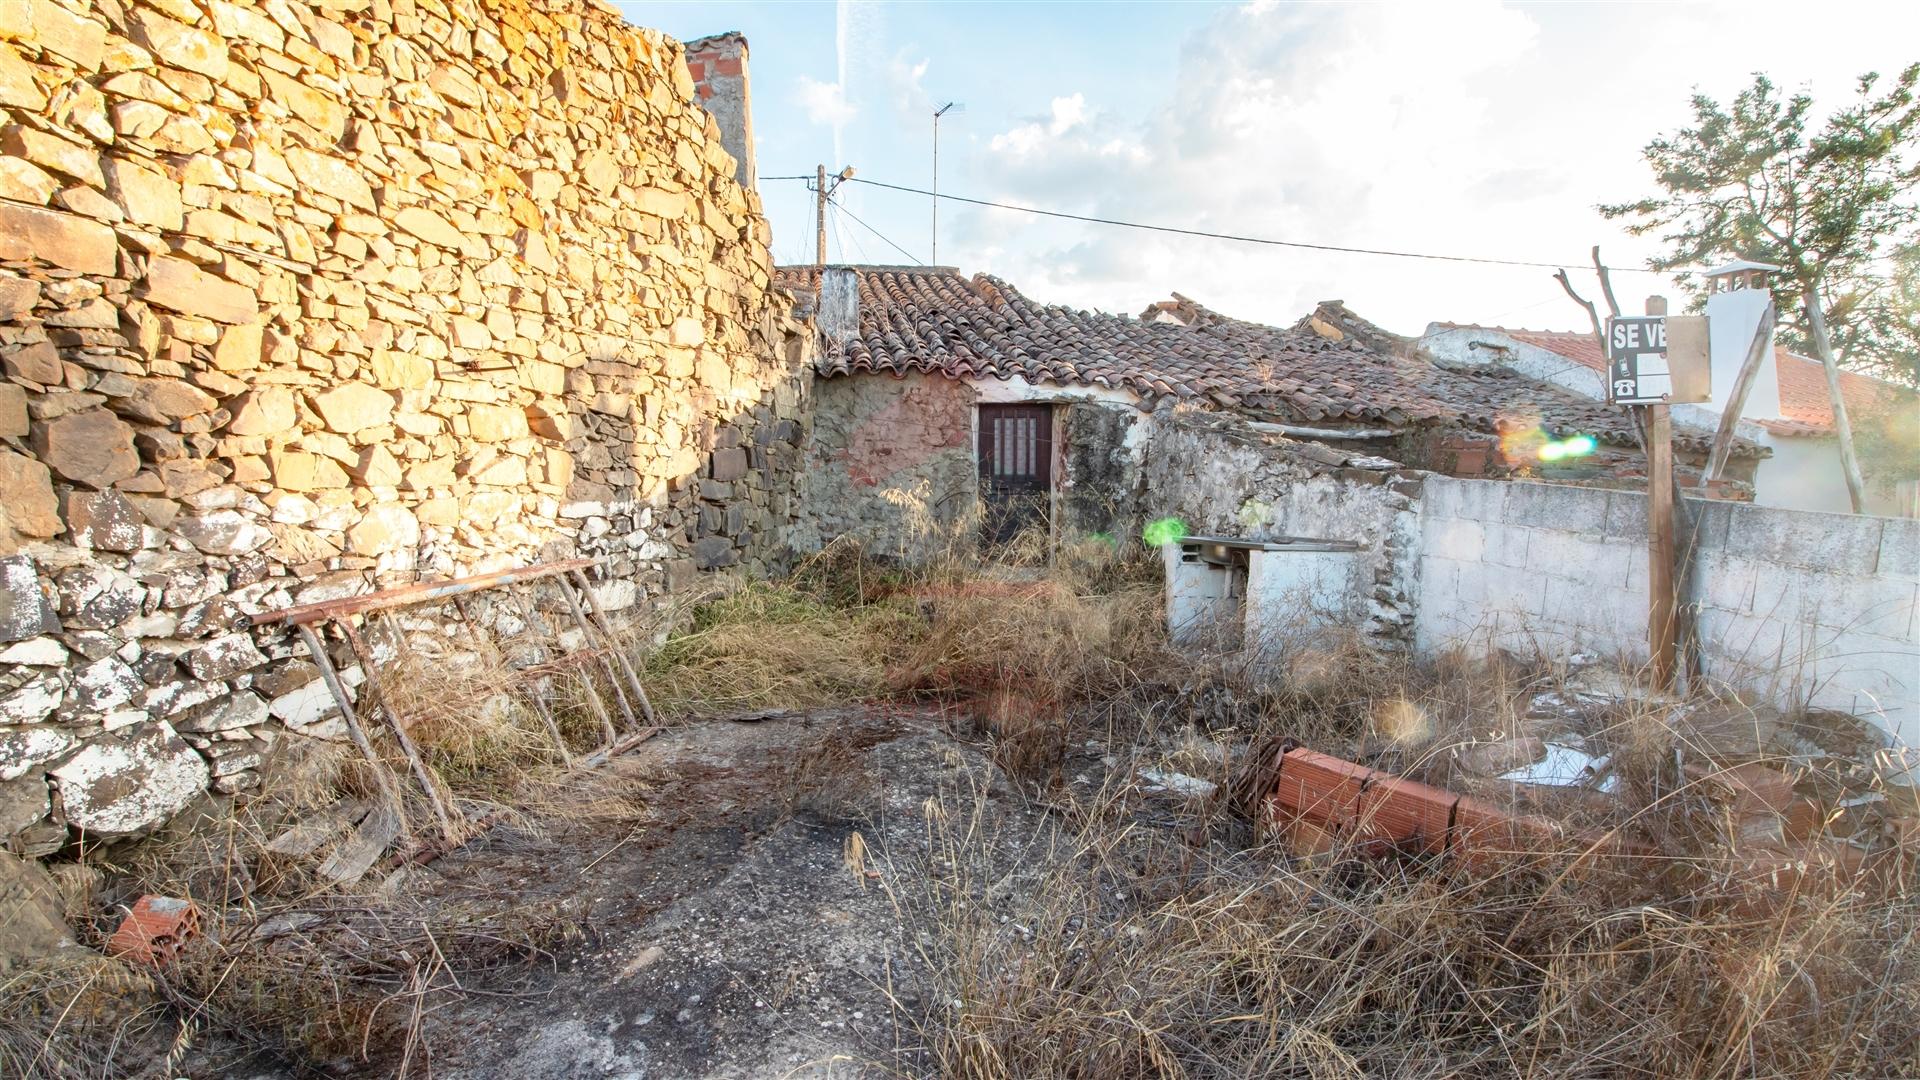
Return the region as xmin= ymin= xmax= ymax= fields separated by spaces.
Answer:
xmin=1140 ymin=407 xmax=1423 ymax=645
xmin=806 ymin=370 xmax=975 ymax=559
xmin=1416 ymin=478 xmax=1920 ymax=755
xmin=805 ymin=371 xmax=1151 ymax=560
xmin=0 ymin=0 xmax=813 ymax=854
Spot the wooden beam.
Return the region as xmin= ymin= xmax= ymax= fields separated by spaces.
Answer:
xmin=1803 ymin=281 xmax=1868 ymax=513
xmin=1705 ymin=302 xmax=1777 ymax=481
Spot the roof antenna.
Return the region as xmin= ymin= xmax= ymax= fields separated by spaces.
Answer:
xmin=932 ymin=101 xmax=962 ymax=265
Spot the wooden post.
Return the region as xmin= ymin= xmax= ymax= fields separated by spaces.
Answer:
xmin=1803 ymin=280 xmax=1867 ymax=513
xmin=1644 ymin=296 xmax=1677 ymax=691
xmin=815 ymin=163 xmax=828 ymax=268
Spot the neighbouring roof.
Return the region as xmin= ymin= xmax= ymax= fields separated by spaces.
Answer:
xmin=775 ymin=266 xmax=1760 ymax=457
xmin=1436 ymin=323 xmax=1911 ymax=438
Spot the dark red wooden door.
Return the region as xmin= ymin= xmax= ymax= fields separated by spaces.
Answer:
xmin=978 ymin=404 xmax=1052 ymax=543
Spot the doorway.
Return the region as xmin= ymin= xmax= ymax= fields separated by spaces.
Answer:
xmin=977 ymin=403 xmax=1052 ymax=544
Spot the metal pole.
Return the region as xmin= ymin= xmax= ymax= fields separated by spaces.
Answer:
xmin=514 ymin=588 xmax=617 ymax=747
xmin=932 ymin=102 xmax=958 ymax=264
xmin=294 ymin=623 xmax=408 ymax=831
xmin=336 ymin=617 xmax=458 ymax=841
xmin=932 ymin=113 xmax=940 ymax=265
xmin=816 ymin=163 xmax=827 ymax=267
xmin=452 ymin=595 xmax=572 ymax=767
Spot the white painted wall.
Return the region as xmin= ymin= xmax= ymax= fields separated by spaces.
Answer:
xmin=1755 ymin=433 xmax=1912 ymax=518
xmin=1419 ymin=325 xmax=1608 ymax=399
xmin=1414 ymin=478 xmax=1920 ymax=762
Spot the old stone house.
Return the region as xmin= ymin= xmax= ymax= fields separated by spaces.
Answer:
xmin=785 ymin=265 xmax=1766 ymax=560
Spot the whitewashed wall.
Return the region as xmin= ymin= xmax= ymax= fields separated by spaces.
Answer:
xmin=1415 ymin=478 xmax=1920 ymax=753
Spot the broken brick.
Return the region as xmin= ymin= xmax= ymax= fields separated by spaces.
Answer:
xmin=108 ymin=895 xmax=200 ymax=966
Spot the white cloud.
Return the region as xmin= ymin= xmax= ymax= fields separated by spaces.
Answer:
xmin=942 ymin=0 xmax=1920 ymax=334
xmin=1048 ymin=93 xmax=1087 ymax=135
xmin=797 ymin=76 xmax=857 ymax=128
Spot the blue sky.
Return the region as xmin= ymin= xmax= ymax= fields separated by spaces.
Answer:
xmin=623 ymin=1 xmax=1920 ymax=336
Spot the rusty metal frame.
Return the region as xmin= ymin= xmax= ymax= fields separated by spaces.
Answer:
xmin=252 ymin=557 xmax=604 ymax=627
xmin=259 ymin=556 xmax=664 ymax=846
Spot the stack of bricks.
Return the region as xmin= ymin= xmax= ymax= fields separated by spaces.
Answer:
xmin=0 ymin=0 xmax=814 ymax=856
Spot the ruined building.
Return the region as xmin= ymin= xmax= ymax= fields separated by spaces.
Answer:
xmin=1 ymin=0 xmax=812 ymax=852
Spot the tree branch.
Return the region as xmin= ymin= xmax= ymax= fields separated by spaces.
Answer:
xmin=1591 ymin=246 xmax=1623 ymax=317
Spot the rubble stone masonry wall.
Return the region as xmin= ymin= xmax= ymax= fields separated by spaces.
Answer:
xmin=1141 ymin=408 xmax=1423 ymax=645
xmin=0 ymin=0 xmax=814 ymax=854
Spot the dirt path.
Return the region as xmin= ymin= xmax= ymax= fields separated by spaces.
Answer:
xmin=205 ymin=706 xmax=1047 ymax=1079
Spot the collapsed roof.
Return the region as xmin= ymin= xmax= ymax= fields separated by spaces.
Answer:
xmin=775 ymin=265 xmax=1764 ymax=458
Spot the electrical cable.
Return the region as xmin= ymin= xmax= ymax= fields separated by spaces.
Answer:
xmin=764 ymin=173 xmax=1661 ymax=274
xmin=830 ymin=195 xmax=926 ymax=265
xmin=830 ymin=200 xmax=874 ymax=263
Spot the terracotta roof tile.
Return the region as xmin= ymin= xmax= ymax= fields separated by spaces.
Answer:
xmin=778 ymin=267 xmax=1755 ymax=456
xmin=1445 ymin=323 xmax=1912 ymax=439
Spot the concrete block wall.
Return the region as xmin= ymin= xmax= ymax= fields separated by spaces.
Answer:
xmin=1416 ymin=477 xmax=1920 ymax=752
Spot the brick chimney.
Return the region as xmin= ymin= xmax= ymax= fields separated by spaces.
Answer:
xmin=684 ymin=33 xmax=755 ymax=192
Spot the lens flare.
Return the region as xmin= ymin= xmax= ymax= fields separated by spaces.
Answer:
xmin=1142 ymin=517 xmax=1189 ymax=546
xmin=1538 ymin=434 xmax=1598 ymax=462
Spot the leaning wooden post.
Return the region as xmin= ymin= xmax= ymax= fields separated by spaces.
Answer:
xmin=1803 ymin=280 xmax=1867 ymax=513
xmin=1643 ymin=296 xmax=1678 ymax=692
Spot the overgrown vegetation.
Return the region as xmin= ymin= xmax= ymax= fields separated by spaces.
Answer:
xmin=10 ymin=525 xmax=1918 ymax=1078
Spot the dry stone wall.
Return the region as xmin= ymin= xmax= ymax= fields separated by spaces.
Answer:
xmin=0 ymin=0 xmax=814 ymax=855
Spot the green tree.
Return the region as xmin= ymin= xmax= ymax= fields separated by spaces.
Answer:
xmin=1602 ymin=66 xmax=1920 ymax=388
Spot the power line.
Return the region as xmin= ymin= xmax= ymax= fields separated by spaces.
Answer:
xmin=830 ymin=194 xmax=925 ymax=265
xmin=830 ymin=200 xmax=874 ymax=263
xmin=763 ymin=173 xmax=1662 ymax=275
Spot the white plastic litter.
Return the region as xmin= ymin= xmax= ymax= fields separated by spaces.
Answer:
xmin=1500 ymin=742 xmax=1619 ymax=793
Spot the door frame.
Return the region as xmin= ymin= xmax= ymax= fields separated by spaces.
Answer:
xmin=974 ymin=401 xmax=1059 ymax=543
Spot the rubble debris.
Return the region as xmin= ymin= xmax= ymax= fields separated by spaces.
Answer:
xmin=1500 ymin=741 xmax=1619 ymax=792
xmin=107 ymin=895 xmax=199 ymax=966
xmin=1449 ymin=736 xmax=1546 ymax=775
xmin=1138 ymin=768 xmax=1219 ymax=799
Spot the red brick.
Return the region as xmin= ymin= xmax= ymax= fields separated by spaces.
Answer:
xmin=713 ymin=56 xmax=743 ymax=76
xmin=108 ymin=895 xmax=200 ymax=966
xmin=686 ymin=60 xmax=706 ymax=80
xmin=1357 ymin=773 xmax=1456 ymax=854
xmin=1449 ymin=794 xmax=1551 ymax=865
xmin=1270 ymin=748 xmax=1371 ymax=833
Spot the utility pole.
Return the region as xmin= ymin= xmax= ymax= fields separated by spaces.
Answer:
xmin=932 ymin=102 xmax=960 ymax=264
xmin=815 ymin=163 xmax=827 ymax=268
xmin=813 ymin=164 xmax=856 ymax=268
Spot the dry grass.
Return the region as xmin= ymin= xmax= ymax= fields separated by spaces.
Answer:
xmin=879 ymin=728 xmax=1920 ymax=1080
xmin=642 ymin=578 xmax=921 ymax=715
xmin=14 ymin=530 xmax=1918 ymax=1079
